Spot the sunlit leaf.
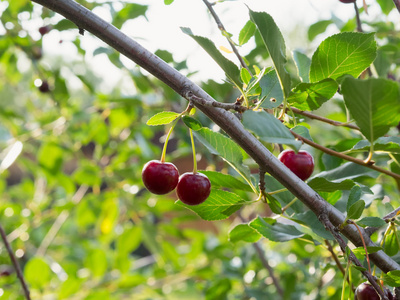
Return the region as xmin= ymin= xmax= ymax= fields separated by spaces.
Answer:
xmin=342 ymin=77 xmax=400 ymax=143
xmin=146 ymin=111 xmax=180 ymax=126
xmin=310 ymin=32 xmax=376 ymax=82
xmin=177 ymin=189 xmax=246 ymax=221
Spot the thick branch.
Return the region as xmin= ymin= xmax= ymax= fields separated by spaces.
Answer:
xmin=31 ymin=0 xmax=400 ymax=274
xmin=393 ymin=0 xmax=400 ymax=13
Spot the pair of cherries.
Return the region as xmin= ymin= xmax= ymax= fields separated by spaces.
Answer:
xmin=142 ymin=160 xmax=211 ymax=206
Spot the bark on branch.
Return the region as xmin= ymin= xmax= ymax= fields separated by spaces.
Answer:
xmin=31 ymin=0 xmax=400 ymax=274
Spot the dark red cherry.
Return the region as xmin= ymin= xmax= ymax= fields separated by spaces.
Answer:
xmin=142 ymin=160 xmax=179 ymax=195
xmin=339 ymin=0 xmax=356 ymax=3
xmin=38 ymin=80 xmax=50 ymax=93
xmin=176 ymin=172 xmax=211 ymax=206
xmin=355 ymin=282 xmax=393 ymax=300
xmin=278 ymin=149 xmax=314 ymax=181
xmin=39 ymin=25 xmax=52 ymax=36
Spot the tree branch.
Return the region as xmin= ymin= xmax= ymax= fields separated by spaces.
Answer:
xmin=30 ymin=0 xmax=400 ymax=274
xmin=282 ymin=106 xmax=360 ymax=131
xmin=0 ymin=224 xmax=31 ymax=300
xmin=290 ymin=130 xmax=400 ymax=181
xmin=393 ymin=0 xmax=400 ymax=13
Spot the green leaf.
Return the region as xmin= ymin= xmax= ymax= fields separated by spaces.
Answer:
xmin=117 ymin=226 xmax=142 ymax=255
xmin=182 ymin=115 xmax=202 ymax=131
xmin=291 ymin=125 xmax=313 ymax=141
xmin=250 ymin=216 xmax=304 ymax=242
xmin=383 ymin=270 xmax=400 ymax=287
xmin=347 ymin=185 xmax=362 ymax=212
xmin=239 ymin=20 xmax=256 ymax=45
xmin=385 ymin=229 xmax=399 ymax=256
xmin=146 ymin=111 xmax=180 ymax=126
xmin=352 ymin=246 xmax=383 ymax=261
xmin=240 ymin=67 xmax=252 ymax=85
xmin=351 ymin=137 xmax=400 ymax=154
xmin=164 ymin=0 xmax=174 ymax=4
xmin=53 ymin=19 xmax=76 ymax=31
xmin=249 ymin=10 xmax=291 ymax=98
xmin=265 ymin=193 xmax=282 ymax=214
xmin=85 ymin=249 xmax=108 ymax=277
xmin=229 ymin=224 xmax=262 ymax=243
xmin=310 ymin=32 xmax=377 ymax=82
xmin=347 ymin=200 xmax=365 ymax=220
xmin=288 ymin=78 xmax=338 ymax=111
xmin=308 ymin=20 xmax=333 ymax=41
xmin=308 ymin=177 xmax=355 ymax=192
xmin=73 ymin=162 xmax=102 ymax=186
xmin=292 ymin=50 xmax=311 ymax=83
xmin=194 ymin=128 xmax=251 ymax=182
xmin=177 ymin=189 xmax=246 ymax=221
xmin=199 ymin=170 xmax=253 ymax=192
xmin=181 ymin=27 xmax=241 ymax=87
xmin=205 ymin=278 xmax=232 ymax=300
xmin=291 ymin=211 xmax=335 ymax=240
xmin=113 ymin=4 xmax=148 ymax=28
xmin=357 ymin=217 xmax=387 ymax=228
xmin=242 ymin=110 xmax=301 ymax=150
xmin=24 ymin=257 xmax=51 ymax=288
xmin=377 ymin=0 xmax=395 ymax=15
xmin=38 ymin=142 xmax=64 ymax=173
xmin=313 ymin=162 xmax=379 ymax=182
xmin=259 ymin=69 xmax=284 ymax=108
xmin=342 ymin=77 xmax=400 ymax=143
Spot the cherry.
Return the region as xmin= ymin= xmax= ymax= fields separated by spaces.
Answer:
xmin=355 ymin=282 xmax=394 ymax=300
xmin=339 ymin=0 xmax=356 ymax=3
xmin=278 ymin=149 xmax=314 ymax=181
xmin=38 ymin=80 xmax=50 ymax=93
xmin=176 ymin=172 xmax=211 ymax=205
xmin=39 ymin=25 xmax=52 ymax=36
xmin=142 ymin=160 xmax=179 ymax=195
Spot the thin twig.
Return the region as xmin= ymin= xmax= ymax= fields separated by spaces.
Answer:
xmin=36 ymin=185 xmax=88 ymax=256
xmin=183 ymin=88 xmax=247 ymax=112
xmin=202 ymin=0 xmax=252 ymax=74
xmin=320 ymin=214 xmax=388 ymax=300
xmin=253 ymin=242 xmax=285 ymax=299
xmin=325 ymin=240 xmax=346 ymax=276
xmin=290 ymin=130 xmax=400 ymax=181
xmin=354 ymin=1 xmax=363 ymax=32
xmin=281 ymin=106 xmax=360 ymax=131
xmin=0 ymin=224 xmax=31 ymax=300
xmin=238 ymin=215 xmax=284 ymax=298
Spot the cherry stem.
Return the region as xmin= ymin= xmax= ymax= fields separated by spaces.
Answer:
xmin=160 ymin=119 xmax=178 ymax=163
xmin=268 ymin=188 xmax=288 ymax=195
xmin=189 ymin=128 xmax=197 ymax=174
xmin=281 ymin=197 xmax=297 ymax=213
xmin=341 ymin=258 xmax=351 ymax=300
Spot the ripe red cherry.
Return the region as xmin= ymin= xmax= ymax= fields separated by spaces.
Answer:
xmin=39 ymin=25 xmax=52 ymax=36
xmin=339 ymin=0 xmax=356 ymax=3
xmin=176 ymin=172 xmax=211 ymax=205
xmin=355 ymin=282 xmax=393 ymax=300
xmin=278 ymin=149 xmax=314 ymax=181
xmin=38 ymin=80 xmax=50 ymax=93
xmin=142 ymin=160 xmax=179 ymax=195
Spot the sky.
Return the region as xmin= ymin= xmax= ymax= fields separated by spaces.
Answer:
xmin=39 ymin=0 xmax=391 ymax=88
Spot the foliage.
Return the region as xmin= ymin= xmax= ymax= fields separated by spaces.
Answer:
xmin=0 ymin=0 xmax=400 ymax=299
